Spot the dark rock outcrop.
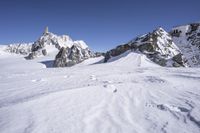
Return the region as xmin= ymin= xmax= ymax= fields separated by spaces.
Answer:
xmin=170 ymin=29 xmax=182 ymax=37
xmin=172 ymin=53 xmax=188 ymax=67
xmin=53 ymin=47 xmax=68 ymax=67
xmin=104 ymin=44 xmax=135 ymax=62
xmin=53 ymin=45 xmax=97 ymax=67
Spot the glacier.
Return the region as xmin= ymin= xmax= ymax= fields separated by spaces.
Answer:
xmin=0 ymin=48 xmax=200 ymax=133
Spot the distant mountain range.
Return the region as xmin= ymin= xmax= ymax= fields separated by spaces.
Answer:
xmin=2 ymin=22 xmax=200 ymax=67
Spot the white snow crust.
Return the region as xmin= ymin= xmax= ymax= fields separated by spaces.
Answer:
xmin=0 ymin=50 xmax=200 ymax=133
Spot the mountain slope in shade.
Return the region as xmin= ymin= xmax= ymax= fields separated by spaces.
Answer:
xmin=171 ymin=23 xmax=200 ymax=67
xmin=53 ymin=45 xmax=97 ymax=67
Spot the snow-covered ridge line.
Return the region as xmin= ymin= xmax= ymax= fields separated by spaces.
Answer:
xmin=2 ymin=27 xmax=89 ymax=57
xmin=2 ymin=22 xmax=200 ymax=68
xmin=4 ymin=43 xmax=33 ymax=55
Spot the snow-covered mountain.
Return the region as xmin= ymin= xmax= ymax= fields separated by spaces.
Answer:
xmin=170 ymin=23 xmax=200 ymax=67
xmin=4 ymin=43 xmax=33 ymax=55
xmin=105 ymin=27 xmax=188 ymax=67
xmin=1 ymin=27 xmax=102 ymax=67
xmin=26 ymin=27 xmax=90 ymax=59
xmin=2 ymin=27 xmax=89 ymax=58
xmin=2 ymin=22 xmax=200 ymax=68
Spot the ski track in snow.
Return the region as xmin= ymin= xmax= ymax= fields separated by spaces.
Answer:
xmin=0 ymin=52 xmax=200 ymax=133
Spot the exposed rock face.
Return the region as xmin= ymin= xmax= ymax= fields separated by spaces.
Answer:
xmin=53 ymin=47 xmax=67 ymax=67
xmin=25 ymin=52 xmax=36 ymax=60
xmin=44 ymin=26 xmax=49 ymax=34
xmin=104 ymin=44 xmax=134 ymax=62
xmin=170 ymin=29 xmax=182 ymax=37
xmin=53 ymin=45 xmax=96 ymax=67
xmin=171 ymin=23 xmax=200 ymax=67
xmin=105 ymin=27 xmax=188 ymax=67
xmin=172 ymin=53 xmax=188 ymax=67
xmin=42 ymin=49 xmax=47 ymax=56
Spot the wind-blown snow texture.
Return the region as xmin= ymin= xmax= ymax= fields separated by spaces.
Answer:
xmin=0 ymin=48 xmax=200 ymax=133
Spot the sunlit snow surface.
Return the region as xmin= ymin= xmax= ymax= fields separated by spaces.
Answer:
xmin=0 ymin=50 xmax=200 ymax=133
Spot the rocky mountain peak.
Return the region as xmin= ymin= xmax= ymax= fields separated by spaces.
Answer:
xmin=105 ymin=27 xmax=188 ymax=67
xmin=44 ymin=26 xmax=49 ymax=35
xmin=153 ymin=27 xmax=165 ymax=33
xmin=26 ymin=28 xmax=88 ymax=59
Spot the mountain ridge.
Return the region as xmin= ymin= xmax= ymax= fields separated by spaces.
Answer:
xmin=1 ymin=22 xmax=200 ymax=67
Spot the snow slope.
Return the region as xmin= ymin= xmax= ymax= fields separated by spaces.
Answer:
xmin=106 ymin=50 xmax=159 ymax=67
xmin=0 ymin=51 xmax=200 ymax=133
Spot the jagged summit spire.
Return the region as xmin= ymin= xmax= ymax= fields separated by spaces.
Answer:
xmin=154 ymin=26 xmax=165 ymax=32
xmin=44 ymin=26 xmax=49 ymax=34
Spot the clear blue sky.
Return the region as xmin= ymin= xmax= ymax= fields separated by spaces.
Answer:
xmin=0 ymin=0 xmax=199 ymax=51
